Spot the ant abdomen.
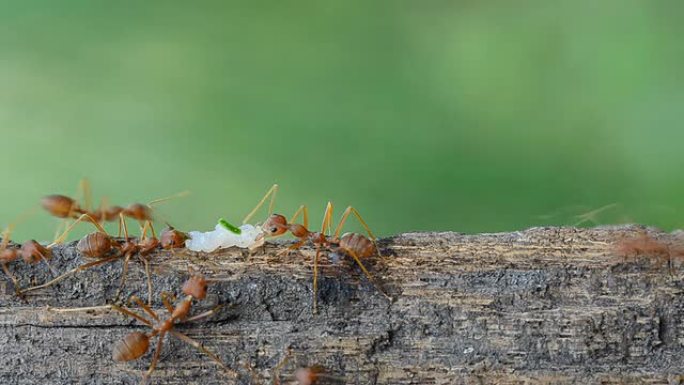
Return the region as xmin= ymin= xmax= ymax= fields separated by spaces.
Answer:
xmin=112 ymin=331 xmax=150 ymax=362
xmin=77 ymin=232 xmax=114 ymax=258
xmin=338 ymin=233 xmax=375 ymax=258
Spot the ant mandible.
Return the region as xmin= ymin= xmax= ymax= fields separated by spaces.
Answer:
xmin=244 ymin=185 xmax=391 ymax=313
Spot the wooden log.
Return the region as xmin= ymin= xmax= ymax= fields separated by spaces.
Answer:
xmin=0 ymin=225 xmax=683 ymax=385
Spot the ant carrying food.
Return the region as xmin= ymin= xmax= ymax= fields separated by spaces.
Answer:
xmin=22 ymin=213 xmax=186 ymax=304
xmin=110 ymin=273 xmax=234 ymax=384
xmin=244 ymin=184 xmax=391 ymax=313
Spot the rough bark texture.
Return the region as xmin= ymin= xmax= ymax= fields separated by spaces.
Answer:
xmin=1 ymin=225 xmax=684 ymax=385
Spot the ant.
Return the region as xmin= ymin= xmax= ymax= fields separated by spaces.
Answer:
xmin=41 ymin=179 xmax=188 ymax=239
xmin=272 ymin=348 xmax=342 ymax=385
xmin=0 ymin=208 xmax=69 ymax=299
xmin=613 ymin=231 xmax=681 ymax=272
xmin=22 ymin=213 xmax=186 ymax=305
xmin=244 ymin=185 xmax=391 ymax=313
xmin=110 ymin=273 xmax=234 ymax=384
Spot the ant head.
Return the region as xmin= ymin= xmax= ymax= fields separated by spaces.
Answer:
xmin=41 ymin=195 xmax=76 ymax=218
xmin=262 ymin=214 xmax=288 ymax=236
xmin=20 ymin=240 xmax=51 ymax=264
xmin=0 ymin=248 xmax=19 ymax=263
xmin=182 ymin=274 xmax=208 ymax=299
xmin=160 ymin=228 xmax=188 ymax=249
xmin=123 ymin=203 xmax=152 ymax=221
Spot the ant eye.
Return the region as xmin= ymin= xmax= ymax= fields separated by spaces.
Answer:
xmin=270 ymin=227 xmax=278 ymax=233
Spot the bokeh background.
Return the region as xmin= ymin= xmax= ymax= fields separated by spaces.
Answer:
xmin=1 ymin=1 xmax=683 ymax=241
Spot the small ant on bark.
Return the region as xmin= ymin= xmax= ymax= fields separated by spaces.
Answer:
xmin=613 ymin=231 xmax=682 ymax=272
xmin=0 ymin=208 xmax=67 ymax=299
xmin=244 ymin=185 xmax=391 ymax=313
xmin=110 ymin=273 xmax=234 ymax=384
xmin=271 ymin=348 xmax=342 ymax=385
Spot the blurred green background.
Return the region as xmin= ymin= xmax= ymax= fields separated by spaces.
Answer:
xmin=1 ymin=1 xmax=683 ymax=241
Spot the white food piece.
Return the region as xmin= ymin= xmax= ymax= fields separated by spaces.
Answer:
xmin=186 ymin=223 xmax=264 ymax=252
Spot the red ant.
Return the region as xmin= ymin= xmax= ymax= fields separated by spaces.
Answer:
xmin=0 ymin=208 xmax=65 ymax=298
xmin=613 ymin=231 xmax=678 ymax=271
xmin=244 ymin=185 xmax=391 ymax=313
xmin=22 ymin=213 xmax=186 ymax=304
xmin=41 ymin=179 xmax=188 ymax=239
xmin=272 ymin=348 xmax=341 ymax=385
xmin=110 ymin=273 xmax=233 ymax=384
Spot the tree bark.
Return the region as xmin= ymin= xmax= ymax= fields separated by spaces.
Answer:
xmin=1 ymin=225 xmax=683 ymax=385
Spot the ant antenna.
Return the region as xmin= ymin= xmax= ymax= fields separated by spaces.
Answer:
xmin=243 ymin=184 xmax=279 ymax=224
xmin=147 ymin=190 xmax=191 ymax=207
xmin=573 ymin=203 xmax=620 ymax=227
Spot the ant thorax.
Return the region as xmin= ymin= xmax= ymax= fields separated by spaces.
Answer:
xmin=186 ymin=222 xmax=263 ymax=252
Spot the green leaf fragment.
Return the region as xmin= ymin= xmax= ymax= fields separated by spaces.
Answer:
xmin=218 ymin=218 xmax=241 ymax=234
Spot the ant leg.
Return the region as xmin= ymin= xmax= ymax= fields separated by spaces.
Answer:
xmin=161 ymin=291 xmax=176 ymax=313
xmin=183 ymin=304 xmax=223 ymax=323
xmin=114 ymin=253 xmax=133 ymax=303
xmin=142 ymin=331 xmax=167 ymax=383
xmin=341 ymin=247 xmax=391 ymax=301
xmin=169 ymin=330 xmax=237 ymax=377
xmin=312 ymin=245 xmax=321 ymax=314
xmin=148 ymin=221 xmax=157 ymax=238
xmin=50 ymin=213 xmax=107 ymax=247
xmin=138 ymin=220 xmax=156 ymax=240
xmin=243 ymin=184 xmax=279 ymax=224
xmin=98 ymin=196 xmax=109 ymax=225
xmin=119 ymin=213 xmax=130 ymax=240
xmin=53 ymin=220 xmax=68 ymax=244
xmin=139 ymin=256 xmax=153 ymax=306
xmin=37 ymin=249 xmax=57 ymax=276
xmin=290 ymin=205 xmax=309 ymax=230
xmin=573 ymin=203 xmax=619 ymax=226
xmin=22 ymin=255 xmax=120 ymax=293
xmin=273 ymin=348 xmax=293 ymax=385
xmin=78 ymin=178 xmax=93 ymax=213
xmin=128 ymin=295 xmax=160 ymax=321
xmin=1 ymin=262 xmax=25 ymax=299
xmin=321 ymin=201 xmax=333 ymax=236
xmin=110 ymin=304 xmax=154 ymax=327
xmin=333 ymin=206 xmax=382 ymax=256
